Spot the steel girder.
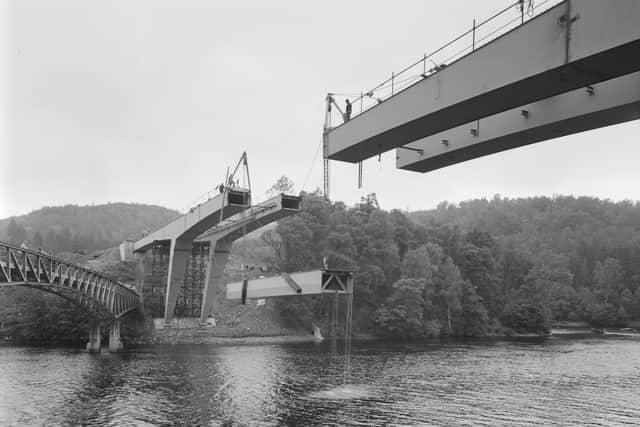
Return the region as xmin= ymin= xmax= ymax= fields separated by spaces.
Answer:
xmin=0 ymin=241 xmax=140 ymax=319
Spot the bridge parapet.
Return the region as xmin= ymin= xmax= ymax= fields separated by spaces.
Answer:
xmin=0 ymin=241 xmax=139 ymax=319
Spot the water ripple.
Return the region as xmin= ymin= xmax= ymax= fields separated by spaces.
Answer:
xmin=2 ymin=336 xmax=640 ymax=425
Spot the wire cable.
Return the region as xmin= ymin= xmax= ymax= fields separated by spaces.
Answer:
xmin=301 ymin=140 xmax=323 ymax=193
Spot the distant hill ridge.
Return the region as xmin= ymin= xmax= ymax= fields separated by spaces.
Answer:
xmin=0 ymin=202 xmax=180 ymax=254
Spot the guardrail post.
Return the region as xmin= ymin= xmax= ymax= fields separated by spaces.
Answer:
xmin=472 ymin=19 xmax=476 ymax=51
xmin=391 ymin=72 xmax=395 ymax=95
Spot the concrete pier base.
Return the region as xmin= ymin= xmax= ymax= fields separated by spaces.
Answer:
xmin=86 ymin=321 xmax=101 ymax=353
xmin=199 ymin=239 xmax=232 ymax=325
xmin=135 ymin=252 xmax=153 ymax=299
xmin=164 ymin=239 xmax=191 ymax=327
xmin=108 ymin=319 xmax=124 ymax=352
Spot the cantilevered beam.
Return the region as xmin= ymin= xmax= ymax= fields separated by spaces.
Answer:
xmin=133 ymin=188 xmax=250 ymax=326
xmin=133 ymin=188 xmax=251 ymax=253
xmin=195 ymin=193 xmax=302 ymax=324
xmin=327 ymin=0 xmax=640 ymax=163
xmin=194 ymin=194 xmax=301 ymax=243
xmin=397 ymin=71 xmax=640 ymax=172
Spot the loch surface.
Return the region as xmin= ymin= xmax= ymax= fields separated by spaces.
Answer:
xmin=2 ymin=335 xmax=640 ymax=426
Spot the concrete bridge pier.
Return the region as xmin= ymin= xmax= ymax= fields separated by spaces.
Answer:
xmin=108 ymin=319 xmax=124 ymax=352
xmin=86 ymin=320 xmax=101 ymax=353
xmin=135 ymin=252 xmax=153 ymax=298
xmin=199 ymin=239 xmax=232 ymax=325
xmin=164 ymin=239 xmax=191 ymax=326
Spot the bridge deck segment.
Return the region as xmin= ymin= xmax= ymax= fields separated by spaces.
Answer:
xmin=397 ymin=71 xmax=640 ymax=172
xmin=327 ymin=0 xmax=640 ymax=163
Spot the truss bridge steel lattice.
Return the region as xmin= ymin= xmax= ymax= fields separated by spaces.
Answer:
xmin=0 ymin=241 xmax=140 ymax=352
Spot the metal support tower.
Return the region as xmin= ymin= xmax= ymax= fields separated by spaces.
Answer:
xmin=323 ymin=94 xmax=332 ymax=199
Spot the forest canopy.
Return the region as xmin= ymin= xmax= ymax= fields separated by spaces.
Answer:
xmin=2 ymin=192 xmax=640 ymax=342
xmin=259 ymin=192 xmax=640 ymax=337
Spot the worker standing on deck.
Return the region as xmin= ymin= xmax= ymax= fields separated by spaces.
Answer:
xmin=344 ymin=99 xmax=352 ymax=122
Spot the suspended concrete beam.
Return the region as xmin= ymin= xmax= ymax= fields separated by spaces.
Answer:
xmin=397 ymin=71 xmax=640 ymax=172
xmin=194 ymin=194 xmax=302 ymax=325
xmin=326 ymin=0 xmax=640 ymax=163
xmin=226 ymin=269 xmax=354 ymax=301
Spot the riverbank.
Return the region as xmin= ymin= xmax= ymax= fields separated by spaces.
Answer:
xmin=5 ymin=328 xmax=638 ymax=348
xmin=135 ymin=319 xmax=380 ymax=345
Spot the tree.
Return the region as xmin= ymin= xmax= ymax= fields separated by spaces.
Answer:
xmin=501 ymin=302 xmax=551 ymax=334
xmin=402 ymin=244 xmax=435 ymax=280
xmin=32 ymin=231 xmax=44 ymax=248
xmin=267 ymin=176 xmax=295 ymax=197
xmin=360 ymin=193 xmax=380 ymax=210
xmin=458 ymin=241 xmax=501 ymax=316
xmin=520 ymin=249 xmax=574 ymax=312
xmin=593 ymin=258 xmax=624 ymax=304
xmin=260 ymin=229 xmax=282 ymax=269
xmin=375 ymin=279 xmax=426 ymax=339
xmin=441 ymin=262 xmax=464 ymax=333
xmin=457 ymin=280 xmax=490 ymax=336
xmin=7 ymin=218 xmax=26 ymax=245
xmin=277 ymin=216 xmax=315 ymax=272
xmin=401 ymin=243 xmax=481 ymax=335
xmin=630 ymin=286 xmax=640 ymax=319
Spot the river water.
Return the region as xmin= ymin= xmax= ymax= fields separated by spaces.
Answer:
xmin=2 ymin=334 xmax=640 ymax=426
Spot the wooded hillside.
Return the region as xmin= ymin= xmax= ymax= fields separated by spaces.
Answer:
xmin=0 ymin=203 xmax=180 ymax=253
xmin=261 ymin=193 xmax=640 ymax=337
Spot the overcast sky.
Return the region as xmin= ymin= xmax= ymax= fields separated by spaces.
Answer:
xmin=1 ymin=0 xmax=639 ymax=219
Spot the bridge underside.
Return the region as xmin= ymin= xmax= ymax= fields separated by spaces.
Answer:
xmin=397 ymin=71 xmax=640 ymax=172
xmin=135 ymin=194 xmax=303 ymax=326
xmin=133 ymin=188 xmax=251 ymax=325
xmin=327 ymin=0 xmax=640 ymax=164
xmin=1 ymin=282 xmax=116 ymax=319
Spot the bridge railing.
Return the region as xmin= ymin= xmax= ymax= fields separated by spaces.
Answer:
xmin=326 ymin=0 xmax=565 ymax=128
xmin=0 ymin=241 xmax=139 ymax=317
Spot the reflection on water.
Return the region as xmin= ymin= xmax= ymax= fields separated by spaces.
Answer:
xmin=2 ymin=336 xmax=640 ymax=426
xmin=307 ymin=384 xmax=379 ymax=400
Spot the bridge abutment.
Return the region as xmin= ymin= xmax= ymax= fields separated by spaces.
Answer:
xmin=108 ymin=319 xmax=124 ymax=352
xmin=86 ymin=321 xmax=101 ymax=353
xmin=199 ymin=239 xmax=232 ymax=325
